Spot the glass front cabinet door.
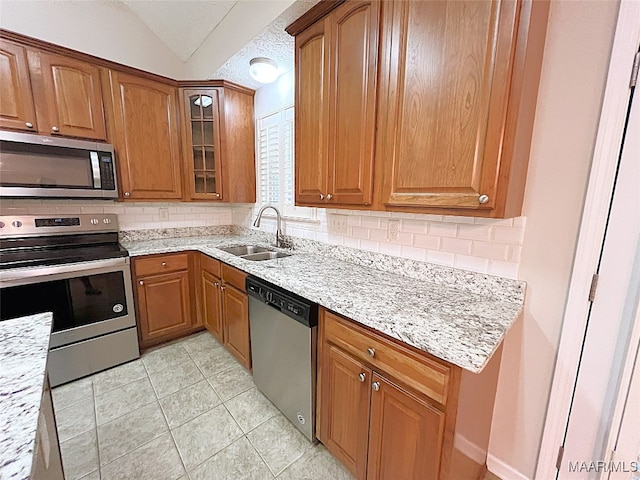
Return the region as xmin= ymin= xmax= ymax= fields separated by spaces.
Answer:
xmin=182 ymin=89 xmax=223 ymax=200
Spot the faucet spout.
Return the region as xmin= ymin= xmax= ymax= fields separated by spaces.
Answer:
xmin=253 ymin=205 xmax=283 ymax=248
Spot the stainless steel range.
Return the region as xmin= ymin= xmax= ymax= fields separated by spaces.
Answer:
xmin=0 ymin=214 xmax=139 ymax=386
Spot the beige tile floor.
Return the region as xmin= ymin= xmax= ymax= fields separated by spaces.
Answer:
xmin=52 ymin=331 xmax=354 ymax=480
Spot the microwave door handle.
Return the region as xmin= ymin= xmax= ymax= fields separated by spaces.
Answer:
xmin=90 ymin=152 xmax=101 ymax=188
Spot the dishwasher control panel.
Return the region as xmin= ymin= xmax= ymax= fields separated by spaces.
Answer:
xmin=246 ymin=276 xmax=318 ymax=327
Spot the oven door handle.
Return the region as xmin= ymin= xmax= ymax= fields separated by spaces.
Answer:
xmin=0 ymin=257 xmax=130 ymax=287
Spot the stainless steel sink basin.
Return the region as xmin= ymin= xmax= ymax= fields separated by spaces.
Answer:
xmin=218 ymin=245 xmax=274 ymax=256
xmin=242 ymin=251 xmax=292 ymax=261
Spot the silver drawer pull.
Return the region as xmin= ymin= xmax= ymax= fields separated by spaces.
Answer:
xmin=25 ymin=122 xmax=33 ymax=128
xmin=51 ymin=126 xmax=59 ymax=132
xmin=478 ymin=194 xmax=489 ymax=204
xmin=161 ymin=262 xmax=167 ymax=267
xmin=358 ymin=373 xmax=366 ymax=382
xmin=367 ymin=348 xmax=375 ymax=357
xmin=139 ymin=280 xmax=144 ymax=286
xmin=372 ymin=382 xmax=380 ymax=392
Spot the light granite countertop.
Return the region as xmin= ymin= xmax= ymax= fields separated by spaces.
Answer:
xmin=0 ymin=312 xmax=53 ymax=480
xmin=123 ymin=233 xmax=525 ymax=374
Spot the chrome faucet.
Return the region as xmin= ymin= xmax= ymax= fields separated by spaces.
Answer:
xmin=253 ymin=205 xmax=283 ymax=248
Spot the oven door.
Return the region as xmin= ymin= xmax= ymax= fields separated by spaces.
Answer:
xmin=0 ymin=258 xmax=136 ymax=348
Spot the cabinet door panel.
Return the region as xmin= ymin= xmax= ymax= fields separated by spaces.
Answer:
xmin=295 ymin=19 xmax=330 ymax=205
xmin=201 ymin=270 xmax=223 ymax=343
xmin=0 ymin=40 xmax=37 ymax=132
xmin=136 ymin=270 xmax=192 ymax=347
xmin=318 ymin=345 xmax=371 ymax=480
xmin=367 ymin=373 xmax=445 ymax=480
xmin=36 ymin=52 xmax=106 ymax=139
xmin=182 ymin=89 xmax=224 ymax=200
xmin=222 ymin=284 xmax=251 ymax=369
xmin=379 ymin=0 xmax=519 ymax=210
xmin=106 ymin=71 xmax=182 ymax=199
xmin=328 ymin=1 xmax=379 ymax=206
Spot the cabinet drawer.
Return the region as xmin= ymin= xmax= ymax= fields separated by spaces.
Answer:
xmin=323 ymin=309 xmax=451 ymax=405
xmin=201 ymin=254 xmax=221 ymax=277
xmin=135 ymin=253 xmax=189 ymax=277
xmin=222 ymin=263 xmax=247 ymax=292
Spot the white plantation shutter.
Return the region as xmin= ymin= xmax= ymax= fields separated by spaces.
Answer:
xmin=257 ymin=106 xmax=314 ymax=219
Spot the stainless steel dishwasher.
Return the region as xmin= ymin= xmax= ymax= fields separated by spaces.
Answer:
xmin=246 ymin=276 xmax=318 ymax=441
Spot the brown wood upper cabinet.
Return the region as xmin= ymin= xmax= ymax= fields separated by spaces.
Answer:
xmin=180 ymin=87 xmax=256 ymax=203
xmin=290 ymin=0 xmax=549 ymax=217
xmin=294 ymin=0 xmax=379 ymax=207
xmin=103 ymin=70 xmax=183 ymax=200
xmin=0 ymin=39 xmax=106 ymax=139
xmin=0 ymin=39 xmax=37 ymax=132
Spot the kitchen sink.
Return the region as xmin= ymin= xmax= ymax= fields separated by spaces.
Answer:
xmin=242 ymin=251 xmax=291 ymax=261
xmin=218 ymin=245 xmax=274 ymax=256
xmin=218 ymin=245 xmax=292 ymax=261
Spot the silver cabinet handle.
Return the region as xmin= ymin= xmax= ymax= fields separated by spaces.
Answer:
xmin=478 ymin=194 xmax=489 ymax=204
xmin=214 ymin=282 xmax=219 ymax=287
xmin=327 ymin=194 xmax=333 ymax=200
xmin=358 ymin=373 xmax=366 ymax=382
xmin=161 ymin=262 xmax=167 ymax=267
xmin=220 ymin=285 xmax=226 ymax=291
xmin=214 ymin=193 xmax=220 ymax=198
xmin=372 ymin=382 xmax=380 ymax=392
xmin=51 ymin=126 xmax=59 ymax=132
xmin=367 ymin=348 xmax=375 ymax=357
xmin=139 ymin=280 xmax=144 ymax=286
xmin=319 ymin=194 xmax=324 ymax=200
xmin=124 ymin=192 xmax=131 ymax=197
xmin=25 ymin=122 xmax=33 ymax=128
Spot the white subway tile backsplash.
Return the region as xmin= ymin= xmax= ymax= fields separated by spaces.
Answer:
xmin=472 ymin=241 xmax=509 ymax=261
xmin=401 ymin=219 xmax=428 ymax=234
xmin=428 ymin=221 xmax=458 ymax=238
xmin=454 ymin=254 xmax=490 ymax=273
xmin=492 ymin=227 xmax=525 ymax=244
xmin=441 ymin=237 xmax=473 ymax=255
xmin=426 ymin=250 xmax=455 ymax=266
xmin=378 ymin=242 xmax=402 ymax=256
xmin=400 ymin=245 xmax=426 ymax=261
xmin=457 ymin=224 xmax=492 ymax=241
xmin=360 ymin=216 xmax=380 ymax=229
xmin=350 ymin=226 xmax=371 ymax=239
xmin=488 ymin=260 xmax=519 ymax=278
xmin=413 ymin=233 xmax=441 ymax=250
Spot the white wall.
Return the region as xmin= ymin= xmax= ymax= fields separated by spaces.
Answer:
xmin=0 ymin=0 xmax=184 ymax=79
xmin=487 ymin=2 xmax=619 ymax=478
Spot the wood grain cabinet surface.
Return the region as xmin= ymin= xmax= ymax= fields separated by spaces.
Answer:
xmin=317 ymin=307 xmax=460 ymax=480
xmin=133 ymin=253 xmax=200 ymax=349
xmin=180 ymin=87 xmax=256 ymax=203
xmin=290 ymin=0 xmax=549 ymax=218
xmin=294 ymin=0 xmax=379 ymax=207
xmin=103 ymin=70 xmax=183 ymax=200
xmin=0 ymin=39 xmax=37 ymax=132
xmin=0 ymin=39 xmax=106 ymax=139
xmin=200 ymin=255 xmax=224 ymax=343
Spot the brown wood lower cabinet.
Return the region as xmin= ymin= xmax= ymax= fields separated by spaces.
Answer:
xmin=318 ymin=308 xmax=459 ymax=480
xmin=222 ymin=283 xmax=251 ymax=369
xmin=198 ymin=254 xmax=251 ymax=369
xmin=133 ymin=252 xmax=200 ymax=349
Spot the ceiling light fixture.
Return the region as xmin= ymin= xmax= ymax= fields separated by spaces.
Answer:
xmin=249 ymin=57 xmax=279 ymax=84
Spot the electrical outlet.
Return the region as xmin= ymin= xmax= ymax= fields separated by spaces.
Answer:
xmin=329 ymin=214 xmax=348 ymax=235
xmin=159 ymin=208 xmax=169 ymax=221
xmin=388 ymin=219 xmax=399 ymax=240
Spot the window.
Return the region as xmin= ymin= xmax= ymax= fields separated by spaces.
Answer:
xmin=257 ymin=106 xmax=315 ymax=220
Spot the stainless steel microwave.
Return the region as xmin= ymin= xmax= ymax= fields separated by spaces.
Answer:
xmin=0 ymin=131 xmax=118 ymax=199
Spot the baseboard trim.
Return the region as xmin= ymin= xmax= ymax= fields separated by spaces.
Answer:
xmin=487 ymin=453 xmax=530 ymax=480
xmin=454 ymin=434 xmax=487 ymax=465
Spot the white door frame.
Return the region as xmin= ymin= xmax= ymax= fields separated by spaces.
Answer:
xmin=535 ymin=1 xmax=640 ymax=478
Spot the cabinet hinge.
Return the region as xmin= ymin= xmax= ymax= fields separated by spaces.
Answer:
xmin=556 ymin=445 xmax=565 ymax=470
xmin=631 ymin=50 xmax=640 ymax=88
xmin=589 ymin=274 xmax=599 ymax=302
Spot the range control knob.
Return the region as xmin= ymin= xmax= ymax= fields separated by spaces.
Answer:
xmin=103 ymin=218 xmax=112 ymax=224
xmin=11 ymin=221 xmax=22 ymax=228
xmin=90 ymin=218 xmax=99 ymax=225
